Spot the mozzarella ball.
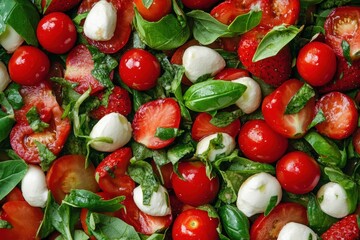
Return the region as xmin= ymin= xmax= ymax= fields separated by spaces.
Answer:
xmin=277 ymin=222 xmax=318 ymax=240
xmin=0 ymin=25 xmax=24 ymax=53
xmin=195 ymin=132 xmax=235 ymax=161
xmin=232 ymin=76 xmax=261 ymax=114
xmin=317 ymin=182 xmax=350 ymax=218
xmin=133 ymin=185 xmax=171 ymax=216
xmin=0 ymin=61 xmax=11 ymax=92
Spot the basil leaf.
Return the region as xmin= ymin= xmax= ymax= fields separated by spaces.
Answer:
xmin=341 ymin=40 xmax=353 ymax=65
xmin=155 ymin=127 xmax=183 ymax=140
xmin=167 ymin=143 xmax=194 ymax=164
xmin=26 ymin=107 xmax=50 ymax=132
xmin=218 ymin=204 xmax=250 ymax=240
xmin=0 ymin=160 xmax=27 ymax=201
xmin=0 ymin=95 xmax=15 ymax=143
xmin=253 ymin=25 xmax=302 ymax=62
xmin=210 ymin=110 xmax=243 ymax=128
xmin=0 ymin=0 xmax=40 ymax=46
xmin=285 ymin=83 xmax=315 ymax=114
xmin=307 ymin=109 xmax=326 ymax=130
xmin=62 ymin=189 xmax=124 ymax=212
xmin=133 ymin=8 xmax=190 ymax=50
xmin=218 ymin=170 xmax=244 ymax=204
xmin=4 ymin=83 xmax=23 ymax=110
xmin=264 ymin=195 xmax=278 ymax=216
xmin=55 ymin=230 xmax=89 ymax=240
xmin=131 ymin=141 xmax=154 ymax=161
xmin=37 ymin=192 xmax=56 ymax=238
xmin=0 ymin=219 xmax=12 ymax=229
xmin=228 ymin=10 xmax=262 ymax=34
xmin=36 ymin=141 xmax=57 ymax=171
xmin=142 ymin=0 xmax=153 ymax=9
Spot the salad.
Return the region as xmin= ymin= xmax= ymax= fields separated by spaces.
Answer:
xmin=0 ymin=0 xmax=360 ymax=239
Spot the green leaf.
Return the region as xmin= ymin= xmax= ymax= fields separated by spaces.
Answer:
xmin=155 ymin=127 xmax=183 ymax=140
xmin=4 ymin=83 xmax=23 ymax=110
xmin=0 ymin=219 xmax=12 ymax=229
xmin=36 ymin=141 xmax=57 ymax=171
xmin=37 ymin=192 xmax=56 ymax=239
xmin=264 ymin=196 xmax=278 ymax=216
xmin=218 ymin=204 xmax=250 ymax=240
xmin=167 ymin=143 xmax=194 ymax=164
xmin=253 ymin=25 xmax=302 ymax=62
xmin=0 ymin=160 xmax=27 ymax=201
xmin=307 ymin=109 xmax=326 ymax=130
xmin=285 ymin=83 xmax=315 ymax=114
xmin=228 ymin=10 xmax=262 ymax=34
xmin=341 ymin=40 xmax=353 ymax=66
xmin=210 ymin=110 xmax=243 ymax=127
xmin=26 ymin=107 xmax=50 ymax=132
xmin=131 ymin=141 xmax=154 ymax=161
xmin=142 ymin=0 xmax=153 ymax=9
xmin=55 ymin=230 xmax=90 ymax=240
xmin=0 ymin=96 xmax=15 ymax=143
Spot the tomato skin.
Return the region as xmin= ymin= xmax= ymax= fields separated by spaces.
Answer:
xmin=211 ymin=1 xmax=245 ymax=25
xmin=134 ymin=0 xmax=172 ymax=22
xmin=8 ymin=46 xmax=50 ymax=86
xmin=276 ymin=151 xmax=321 ymax=194
xmin=296 ymin=41 xmax=337 ymax=86
xmin=37 ymin=12 xmax=77 ymax=54
xmin=119 ymin=48 xmax=161 ymax=91
xmin=250 ymin=202 xmax=308 ymax=240
xmin=214 ymin=68 xmax=250 ymax=80
xmin=181 ymin=0 xmax=220 ymax=10
xmin=238 ymin=119 xmax=288 ymax=163
xmin=171 ymin=161 xmax=220 ymax=206
xmin=172 ymin=208 xmax=219 ymax=240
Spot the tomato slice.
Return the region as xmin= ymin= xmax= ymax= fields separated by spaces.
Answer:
xmin=324 ymin=6 xmax=360 ymax=60
xmin=78 ymin=0 xmax=134 ymax=54
xmin=10 ymin=81 xmax=71 ymax=164
xmin=46 ymin=155 xmax=99 ymax=203
xmin=250 ymin=202 xmax=308 ymax=240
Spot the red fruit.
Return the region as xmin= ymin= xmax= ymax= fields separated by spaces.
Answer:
xmin=238 ymin=27 xmax=292 ymax=86
xmin=42 ymin=0 xmax=81 ymax=13
xmin=321 ymin=214 xmax=360 ymax=240
xmin=132 ymin=98 xmax=181 ymax=149
xmin=90 ymin=86 xmax=132 ymax=119
xmin=214 ymin=68 xmax=250 ymax=80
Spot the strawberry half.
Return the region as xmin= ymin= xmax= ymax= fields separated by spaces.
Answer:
xmin=321 ymin=214 xmax=360 ymax=240
xmin=132 ymin=98 xmax=181 ymax=150
xmin=42 ymin=0 xmax=81 ymax=14
xmin=238 ymin=26 xmax=292 ymax=86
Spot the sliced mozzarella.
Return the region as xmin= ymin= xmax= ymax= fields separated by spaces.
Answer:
xmin=232 ymin=77 xmax=261 ymax=114
xmin=182 ymin=46 xmax=226 ymax=83
xmin=0 ymin=25 xmax=24 ymax=53
xmin=277 ymin=222 xmax=318 ymax=240
xmin=195 ymin=132 xmax=235 ymax=161
xmin=236 ymin=172 xmax=282 ymax=217
xmin=21 ymin=165 xmax=49 ymax=208
xmin=83 ymin=0 xmax=117 ymax=41
xmin=0 ymin=61 xmax=11 ymax=92
xmin=133 ymin=185 xmax=171 ymax=216
xmin=316 ymin=182 xmax=350 ymax=218
xmin=90 ymin=112 xmax=132 ymax=152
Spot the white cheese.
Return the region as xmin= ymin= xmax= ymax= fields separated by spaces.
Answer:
xmin=277 ymin=222 xmax=318 ymax=240
xmin=0 ymin=25 xmax=24 ymax=53
xmin=232 ymin=77 xmax=261 ymax=114
xmin=0 ymin=61 xmax=11 ymax=92
xmin=195 ymin=132 xmax=235 ymax=161
xmin=317 ymin=182 xmax=350 ymax=218
xmin=133 ymin=185 xmax=171 ymax=216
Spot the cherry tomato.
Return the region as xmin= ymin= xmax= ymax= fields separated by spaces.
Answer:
xmin=171 ymin=161 xmax=220 ymax=206
xmin=296 ymin=41 xmax=337 ymax=86
xmin=37 ymin=12 xmax=77 ymax=54
xmin=41 ymin=0 xmax=82 ymax=13
xmin=250 ymin=202 xmax=308 ymax=240
xmin=353 ymin=128 xmax=360 ymax=155
xmin=119 ymin=48 xmax=161 ymax=91
xmin=214 ymin=68 xmax=250 ymax=80
xmin=181 ymin=0 xmax=220 ymax=10
xmin=151 ymin=161 xmax=174 ymax=189
xmin=211 ymin=1 xmax=245 ymax=25
xmin=276 ymin=151 xmax=321 ymax=194
xmin=238 ymin=119 xmax=288 ymax=163
xmin=8 ymin=46 xmax=50 ymax=86
xmin=134 ymin=0 xmax=172 ymax=22
xmin=4 ymin=187 xmax=25 ymax=202
xmin=172 ymin=208 xmax=219 ymax=240
xmin=46 ymin=155 xmax=99 ymax=203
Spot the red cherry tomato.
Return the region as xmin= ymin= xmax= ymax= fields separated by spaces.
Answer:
xmin=214 ymin=68 xmax=250 ymax=80
xmin=41 ymin=0 xmax=82 ymax=14
xmin=119 ymin=48 xmax=161 ymax=91
xmin=8 ymin=46 xmax=50 ymax=86
xmin=250 ymin=202 xmax=308 ymax=240
xmin=315 ymin=91 xmax=358 ymax=140
xmin=134 ymin=0 xmax=172 ymax=22
xmin=4 ymin=187 xmax=25 ymax=202
xmin=276 ymin=151 xmax=321 ymax=194
xmin=181 ymin=0 xmax=220 ymax=10
xmin=151 ymin=161 xmax=174 ymax=189
xmin=238 ymin=119 xmax=288 ymax=163
xmin=296 ymin=41 xmax=337 ymax=86
xmin=353 ymin=128 xmax=360 ymax=155
xmin=37 ymin=12 xmax=77 ymax=54
xmin=191 ymin=112 xmax=241 ymax=141
xmin=46 ymin=155 xmax=99 ymax=203
xmin=172 ymin=208 xmax=219 ymax=240
xmin=171 ymin=161 xmax=220 ymax=206
xmin=211 ymin=1 xmax=245 ymax=25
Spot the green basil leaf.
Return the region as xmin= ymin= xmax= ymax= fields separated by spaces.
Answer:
xmin=4 ymin=83 xmax=23 ymax=110
xmin=36 ymin=141 xmax=57 ymax=171
xmin=210 ymin=110 xmax=243 ymax=128
xmin=307 ymin=109 xmax=326 ymax=130
xmin=55 ymin=230 xmax=89 ymax=240
xmin=26 ymin=107 xmax=50 ymax=132
xmin=63 ymin=189 xmax=124 ymax=212
xmin=0 ymin=219 xmax=12 ymax=229
xmin=218 ymin=170 xmax=244 ymax=204
xmin=183 ymin=80 xmax=247 ymax=112
xmin=155 ymin=127 xmax=183 ymax=140
xmin=253 ymin=25 xmax=302 ymax=62
xmin=0 ymin=0 xmax=40 ymax=46
xmin=0 ymin=160 xmax=27 ymax=201
xmin=285 ymin=83 xmax=315 ymax=114
xmin=37 ymin=192 xmax=56 ymax=238
xmin=133 ymin=8 xmax=190 ymax=50
xmin=341 ymin=40 xmax=353 ymax=65
xmin=167 ymin=143 xmax=194 ymax=164
xmin=142 ymin=0 xmax=153 ymax=9
xmin=131 ymin=141 xmax=154 ymax=161
xmin=218 ymin=204 xmax=250 ymax=240
xmin=197 ymin=204 xmax=219 ymax=219
xmin=264 ymin=195 xmax=278 ymax=216
xmin=228 ymin=10 xmax=262 ymax=34
xmin=0 ymin=105 xmax=15 ymax=143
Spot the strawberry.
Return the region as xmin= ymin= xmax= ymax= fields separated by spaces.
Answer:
xmin=321 ymin=214 xmax=360 ymax=240
xmin=318 ymin=57 xmax=360 ymax=93
xmin=132 ymin=98 xmax=181 ymax=150
xmin=238 ymin=27 xmax=292 ymax=86
xmin=90 ymin=86 xmax=132 ymax=120
xmin=41 ymin=0 xmax=82 ymax=14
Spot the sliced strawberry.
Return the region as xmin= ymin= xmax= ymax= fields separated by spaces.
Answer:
xmin=64 ymin=44 xmax=108 ymax=95
xmin=321 ymin=214 xmax=360 ymax=240
xmin=41 ymin=0 xmax=81 ymax=14
xmin=315 ymin=91 xmax=358 ymax=140
xmin=210 ymin=1 xmax=246 ymax=25
xmin=132 ymin=98 xmax=181 ymax=150
xmin=214 ymin=68 xmax=250 ymax=80
xmin=238 ymin=26 xmax=292 ymax=86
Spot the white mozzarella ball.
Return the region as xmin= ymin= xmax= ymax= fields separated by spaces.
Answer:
xmin=21 ymin=165 xmax=49 ymax=208
xmin=317 ymin=182 xmax=350 ymax=218
xmin=277 ymin=222 xmax=318 ymax=240
xmin=83 ymin=0 xmax=117 ymax=41
xmin=182 ymin=46 xmax=226 ymax=83
xmin=0 ymin=61 xmax=11 ymax=92
xmin=90 ymin=112 xmax=132 ymax=152
xmin=232 ymin=77 xmax=261 ymax=114
xmin=0 ymin=25 xmax=24 ymax=53
xmin=195 ymin=132 xmax=235 ymax=161
xmin=133 ymin=185 xmax=171 ymax=216
xmin=236 ymin=172 xmax=282 ymax=217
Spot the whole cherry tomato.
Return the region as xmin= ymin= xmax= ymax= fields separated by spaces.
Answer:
xmin=276 ymin=151 xmax=321 ymax=194
xmin=8 ymin=46 xmax=50 ymax=86
xmin=172 ymin=208 xmax=220 ymax=240
xmin=134 ymin=0 xmax=172 ymax=22
xmin=182 ymin=0 xmax=220 ymax=10
xmin=119 ymin=48 xmax=161 ymax=91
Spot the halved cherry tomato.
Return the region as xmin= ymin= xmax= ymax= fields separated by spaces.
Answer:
xmin=46 ymin=155 xmax=99 ymax=203
xmin=315 ymin=91 xmax=358 ymax=140
xmin=78 ymin=0 xmax=134 ymax=54
xmin=250 ymin=202 xmax=308 ymax=240
xmin=134 ymin=0 xmax=172 ymax=22
xmin=181 ymin=0 xmax=220 ymax=10
xmin=214 ymin=68 xmax=249 ymax=80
